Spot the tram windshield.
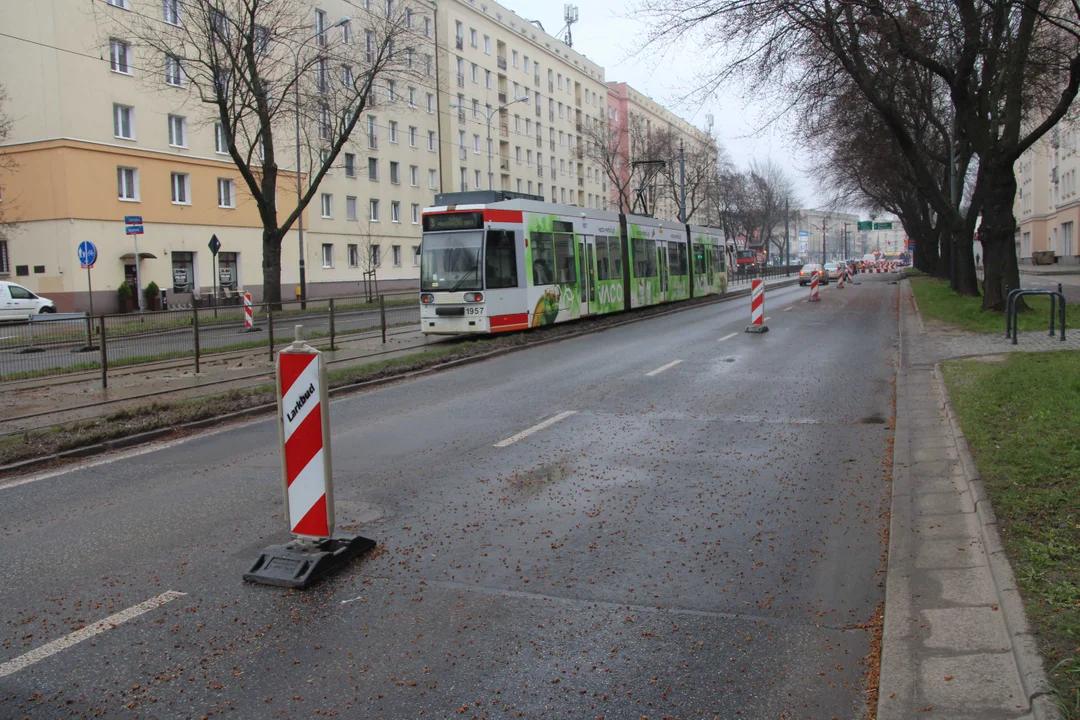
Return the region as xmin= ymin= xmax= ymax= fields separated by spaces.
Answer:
xmin=421 ymin=231 xmax=483 ymax=291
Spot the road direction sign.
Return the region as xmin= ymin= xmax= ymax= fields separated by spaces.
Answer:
xmin=857 ymin=221 xmax=873 ymax=231
xmin=77 ymin=241 xmax=98 ymax=268
xmin=126 ymin=225 xmax=144 ymax=235
xmin=873 ymin=221 xmax=893 ymax=230
xmin=124 ymin=215 xmax=143 ymax=225
xmin=208 ymin=234 xmax=221 ymax=256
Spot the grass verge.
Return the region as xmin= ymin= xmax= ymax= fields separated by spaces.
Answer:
xmin=943 ymin=351 xmax=1080 ymax=717
xmin=910 ymin=274 xmax=1080 ymax=333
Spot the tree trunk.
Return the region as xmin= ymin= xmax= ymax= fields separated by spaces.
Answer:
xmin=979 ymin=167 xmax=1022 ymax=311
xmin=262 ymin=229 xmax=283 ymax=307
xmin=952 ymin=224 xmax=979 ymax=296
xmin=914 ymin=225 xmax=939 ymax=273
xmin=936 ymin=227 xmax=952 ymax=281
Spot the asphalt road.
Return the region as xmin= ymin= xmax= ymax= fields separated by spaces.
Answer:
xmin=0 ymin=276 xmax=899 ymax=719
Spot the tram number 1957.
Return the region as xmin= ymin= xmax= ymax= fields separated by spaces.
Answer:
xmin=465 ymin=306 xmax=485 ymax=315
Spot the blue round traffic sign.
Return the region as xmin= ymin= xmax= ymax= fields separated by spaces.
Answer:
xmin=78 ymin=240 xmax=98 ymax=268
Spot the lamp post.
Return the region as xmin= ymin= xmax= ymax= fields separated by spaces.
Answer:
xmin=451 ymin=95 xmax=529 ymax=191
xmin=294 ymin=16 xmax=349 ymax=307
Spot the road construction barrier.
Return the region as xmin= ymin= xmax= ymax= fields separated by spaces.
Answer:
xmin=745 ymin=279 xmax=768 ymax=333
xmin=243 ymin=325 xmax=376 ymax=588
xmin=244 ymin=292 xmax=253 ymax=329
xmin=837 ymin=266 xmax=846 ymax=289
xmin=809 ymin=270 xmax=821 ymax=302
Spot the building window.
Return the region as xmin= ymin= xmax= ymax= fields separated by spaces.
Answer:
xmin=485 ymin=70 xmax=492 ymax=89
xmin=0 ymin=240 xmax=8 ymax=275
xmin=427 ymin=92 xmax=435 ymax=113
xmin=473 ymin=134 xmax=481 ymax=154
xmin=371 ymin=244 xmax=382 ymax=267
xmin=165 ymin=55 xmax=184 ymax=86
xmin=171 ymin=251 xmax=194 ymax=293
xmin=392 ymin=245 xmax=402 ymax=266
xmin=483 ymin=35 xmax=490 ymax=54
xmin=513 ymin=50 xmax=519 ymax=67
xmin=168 ymin=114 xmax=187 ymax=147
xmin=412 ymin=244 xmax=420 ymax=265
xmin=408 ymin=86 xmax=416 ymax=106
xmin=214 ymin=123 xmax=227 ymax=153
xmin=389 ymin=121 xmax=398 ymax=143
xmin=470 ymin=28 xmax=477 ymax=46
xmin=117 ymin=166 xmax=139 ymax=200
xmin=217 ymin=178 xmax=235 ymax=208
xmin=170 ymin=172 xmax=190 ymax=204
xmin=387 ymin=79 xmax=396 ymax=101
xmin=346 ymin=195 xmax=358 ymax=221
xmin=345 ymin=152 xmax=356 ymax=177
xmin=409 ymin=165 xmax=419 ymax=186
xmin=341 ymin=19 xmax=352 ymax=43
xmin=474 ymin=169 xmax=481 ymax=188
xmin=315 ymin=9 xmax=328 ymax=46
xmin=107 ymin=0 xmax=129 ymax=8
xmin=428 ymin=130 xmax=436 ymax=151
xmin=389 ymin=161 xmax=400 ymax=184
xmin=113 ymin=104 xmax=135 ymax=139
xmin=391 ymin=201 xmax=400 ymax=222
xmin=368 ymin=157 xmax=379 ymax=180
xmin=411 ymin=203 xmax=419 ymax=224
xmin=409 ymin=126 xmax=417 ymax=146
xmin=321 ymin=243 xmax=334 ymax=268
xmin=367 ymin=115 xmax=377 ymax=148
xmin=348 ymin=244 xmax=359 ymax=268
xmin=110 ymin=39 xmax=132 ymax=74
xmin=460 ymin=166 xmax=467 ymax=191
xmin=320 ymin=193 xmax=333 ymax=217
xmin=370 ymin=198 xmax=380 ymax=221
xmin=429 ymin=168 xmax=437 ymax=189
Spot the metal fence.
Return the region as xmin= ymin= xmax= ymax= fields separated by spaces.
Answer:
xmin=0 ymin=291 xmax=417 ymax=387
xmin=729 ymin=265 xmax=803 ymax=285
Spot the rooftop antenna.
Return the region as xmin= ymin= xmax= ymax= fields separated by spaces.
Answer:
xmin=705 ymin=113 xmax=715 ymax=134
xmin=558 ymin=4 xmax=579 ymax=47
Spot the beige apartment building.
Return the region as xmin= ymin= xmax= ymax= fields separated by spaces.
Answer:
xmin=435 ymin=0 xmax=608 ymax=207
xmin=0 ymin=0 xmax=700 ymax=312
xmin=1013 ymin=125 xmax=1080 ymax=265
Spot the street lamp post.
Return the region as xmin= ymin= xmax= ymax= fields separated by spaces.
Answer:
xmin=451 ymin=95 xmax=529 ymax=191
xmin=294 ymin=17 xmax=349 ymax=308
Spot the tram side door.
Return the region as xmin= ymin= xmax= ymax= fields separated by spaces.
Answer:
xmin=579 ymin=236 xmax=596 ymax=316
xmin=657 ymin=242 xmax=669 ymax=300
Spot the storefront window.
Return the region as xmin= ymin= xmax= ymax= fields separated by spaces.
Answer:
xmin=218 ymin=251 xmax=238 ymax=291
xmin=172 ymin=251 xmax=195 ymax=293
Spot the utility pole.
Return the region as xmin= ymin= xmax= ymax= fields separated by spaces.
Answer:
xmin=949 ymin=113 xmax=959 ymax=290
xmin=784 ymin=199 xmax=790 ymax=275
xmin=678 ymin=141 xmax=686 ymax=224
xmin=844 ymin=223 xmax=849 ymax=259
xmin=822 ymin=217 xmax=827 ymax=266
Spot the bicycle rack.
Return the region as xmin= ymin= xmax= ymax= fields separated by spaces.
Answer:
xmin=1005 ymin=284 xmax=1066 ymax=345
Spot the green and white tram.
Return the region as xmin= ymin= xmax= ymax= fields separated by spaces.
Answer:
xmin=419 ymin=191 xmax=728 ymax=335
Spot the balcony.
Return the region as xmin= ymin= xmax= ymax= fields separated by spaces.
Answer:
xmin=499 ymin=125 xmax=509 ymax=138
xmin=497 ymin=56 xmax=507 ymax=70
xmin=538 ymin=166 xmax=543 ymax=177
xmin=500 ymin=160 xmax=510 ymax=173
xmin=455 ymin=36 xmax=463 ymax=50
xmin=578 ymin=178 xmax=584 ymax=187
xmin=457 ymin=73 xmax=464 ymax=87
xmin=498 ymin=92 xmax=507 ymax=104
xmin=536 ymin=137 xmax=542 ymax=147
xmin=576 ymin=122 xmax=582 ymax=133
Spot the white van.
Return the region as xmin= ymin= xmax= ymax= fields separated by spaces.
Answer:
xmin=0 ymin=280 xmax=57 ymax=321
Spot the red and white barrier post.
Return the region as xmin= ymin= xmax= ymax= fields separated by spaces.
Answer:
xmin=745 ymin=278 xmax=768 ymax=333
xmin=244 ymin=325 xmax=375 ymax=588
xmin=837 ymin=265 xmax=846 ymax=289
xmin=809 ymin=270 xmax=821 ymax=302
xmin=241 ymin=291 xmax=262 ymax=333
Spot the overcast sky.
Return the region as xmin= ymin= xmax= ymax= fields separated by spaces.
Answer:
xmin=500 ymin=0 xmax=825 ymax=209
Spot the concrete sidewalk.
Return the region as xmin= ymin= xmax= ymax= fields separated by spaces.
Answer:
xmin=878 ymin=281 xmax=1058 ymax=719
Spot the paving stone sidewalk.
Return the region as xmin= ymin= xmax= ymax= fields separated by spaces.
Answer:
xmin=878 ymin=281 xmax=1062 ymax=719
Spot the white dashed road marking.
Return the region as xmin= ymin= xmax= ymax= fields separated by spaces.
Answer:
xmin=718 ymin=332 xmax=738 ymax=342
xmin=645 ymin=359 xmax=683 ymax=377
xmin=494 ymin=411 xmax=578 ymax=448
xmin=0 ymin=591 xmax=186 ymax=678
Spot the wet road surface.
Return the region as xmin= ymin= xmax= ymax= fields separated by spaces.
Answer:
xmin=0 ymin=277 xmax=899 ymax=719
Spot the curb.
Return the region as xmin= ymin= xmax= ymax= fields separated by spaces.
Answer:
xmin=0 ymin=278 xmax=797 ymax=478
xmin=933 ymin=361 xmax=1060 ymax=720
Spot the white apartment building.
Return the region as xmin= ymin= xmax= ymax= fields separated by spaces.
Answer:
xmin=1014 ymin=124 xmax=1079 ymax=264
xmin=436 ymin=0 xmax=608 ymax=207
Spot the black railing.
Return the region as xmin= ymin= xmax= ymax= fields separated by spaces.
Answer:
xmin=0 ymin=291 xmax=417 ymax=387
xmin=1006 ymin=285 xmax=1066 ymax=344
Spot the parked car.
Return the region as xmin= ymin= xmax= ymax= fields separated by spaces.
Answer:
xmin=798 ymin=263 xmax=828 ymax=286
xmin=0 ymin=281 xmax=56 ymax=321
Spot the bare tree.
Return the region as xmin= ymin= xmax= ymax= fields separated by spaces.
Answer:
xmin=580 ymin=117 xmax=635 ymax=213
xmin=101 ymin=0 xmax=425 ymax=304
xmin=0 ymin=86 xmax=16 ymax=247
xmin=651 ymin=127 xmax=723 ymax=223
xmin=637 ymin=0 xmax=1080 ymax=309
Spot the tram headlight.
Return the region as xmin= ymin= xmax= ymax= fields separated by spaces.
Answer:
xmin=420 ymin=293 xmax=434 ymax=304
xmin=463 ymin=292 xmax=484 ymax=303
